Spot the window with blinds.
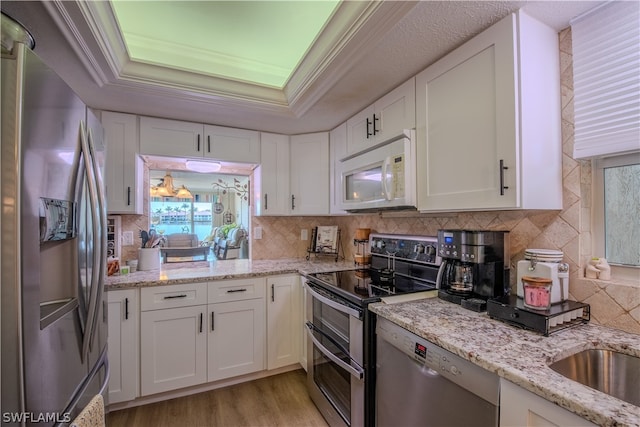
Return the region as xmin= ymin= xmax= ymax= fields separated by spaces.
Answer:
xmin=571 ymin=1 xmax=640 ymax=160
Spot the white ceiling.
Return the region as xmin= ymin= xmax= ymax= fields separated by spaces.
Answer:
xmin=2 ymin=1 xmax=603 ymax=135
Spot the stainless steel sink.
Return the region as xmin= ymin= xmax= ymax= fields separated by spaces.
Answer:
xmin=549 ymin=349 xmax=640 ymax=406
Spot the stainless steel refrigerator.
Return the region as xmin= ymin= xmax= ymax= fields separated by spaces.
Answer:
xmin=1 ymin=13 xmax=108 ymax=426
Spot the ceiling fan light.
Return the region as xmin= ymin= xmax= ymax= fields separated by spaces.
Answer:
xmin=185 ymin=160 xmax=221 ymax=173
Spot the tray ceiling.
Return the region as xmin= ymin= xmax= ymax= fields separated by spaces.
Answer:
xmin=1 ymin=1 xmax=604 ymax=134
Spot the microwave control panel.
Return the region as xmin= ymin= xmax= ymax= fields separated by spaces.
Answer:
xmin=390 ymin=154 xmax=405 ymax=198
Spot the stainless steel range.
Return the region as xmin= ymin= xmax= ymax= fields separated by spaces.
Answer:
xmin=304 ymin=233 xmax=441 ymax=427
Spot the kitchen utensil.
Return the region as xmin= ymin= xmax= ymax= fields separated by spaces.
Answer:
xmin=139 ymin=230 xmax=148 ymax=248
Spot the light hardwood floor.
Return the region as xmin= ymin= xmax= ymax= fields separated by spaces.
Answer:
xmin=106 ymin=369 xmax=329 ymax=427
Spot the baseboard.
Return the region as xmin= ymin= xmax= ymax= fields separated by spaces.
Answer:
xmin=107 ymin=363 xmax=303 ymax=413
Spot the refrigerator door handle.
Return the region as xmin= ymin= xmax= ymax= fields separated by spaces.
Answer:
xmin=87 ymin=126 xmax=107 ymax=353
xmin=79 ymin=121 xmax=101 ymax=362
xmin=62 ymin=346 xmax=110 ymax=420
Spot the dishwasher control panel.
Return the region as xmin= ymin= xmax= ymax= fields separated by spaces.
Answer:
xmin=376 ymin=317 xmax=500 ymax=405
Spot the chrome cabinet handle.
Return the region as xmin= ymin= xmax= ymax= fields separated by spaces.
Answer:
xmin=207 ymin=135 xmax=211 ymax=153
xmin=197 ymin=134 xmax=201 ymax=152
xmin=127 ymin=186 xmax=131 ymax=206
xmin=499 ymin=159 xmax=509 ymax=195
xmin=226 ymin=288 xmax=247 ymax=293
xmin=125 ymin=298 xmax=129 ymax=320
xmin=264 ymin=193 xmax=268 ymax=210
xmin=271 ymin=284 xmax=275 ymax=302
xmin=291 ymin=194 xmax=296 ymax=210
xmin=373 ymin=113 xmax=379 ymax=135
xmin=211 ymin=311 xmax=215 ymax=331
xmin=366 ymin=117 xmax=373 ymax=138
xmin=163 ymin=294 xmax=187 ymax=300
xmin=199 ymin=312 xmax=203 ymax=333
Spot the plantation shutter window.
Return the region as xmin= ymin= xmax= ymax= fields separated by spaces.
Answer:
xmin=571 ymin=1 xmax=640 ymax=159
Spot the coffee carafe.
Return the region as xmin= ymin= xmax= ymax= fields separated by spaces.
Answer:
xmin=436 ymin=230 xmax=510 ymax=310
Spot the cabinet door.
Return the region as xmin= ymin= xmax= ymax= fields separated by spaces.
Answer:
xmin=208 ymin=298 xmax=266 ymax=381
xmin=255 ymin=133 xmax=290 ymax=216
xmin=299 ymin=276 xmax=308 ymax=371
xmin=102 ymin=112 xmax=143 ymax=214
xmin=140 ymin=305 xmax=207 ymax=395
xmin=329 ymin=123 xmax=347 ymax=215
xmin=416 ymin=15 xmax=518 ymax=211
xmin=290 ymin=133 xmax=330 ymax=215
xmin=139 ymin=116 xmax=204 ymax=158
xmin=107 ymin=289 xmax=139 ymax=404
xmin=500 ymin=379 xmax=597 ymax=427
xmin=375 ymin=78 xmax=416 ymax=144
xmin=267 ymin=275 xmax=300 ymax=370
xmin=203 ymin=125 xmax=260 ymax=163
xmin=346 ymin=104 xmax=375 ymax=156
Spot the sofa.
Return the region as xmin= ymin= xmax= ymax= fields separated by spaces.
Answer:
xmin=160 ymin=233 xmax=209 ymax=263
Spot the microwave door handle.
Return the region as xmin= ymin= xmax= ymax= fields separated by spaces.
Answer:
xmin=382 ymin=156 xmax=393 ymax=201
xmin=305 ymin=323 xmax=364 ymax=380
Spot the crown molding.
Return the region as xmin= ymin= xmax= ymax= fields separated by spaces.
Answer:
xmin=42 ymin=0 xmax=416 ymax=118
xmin=285 ymin=0 xmax=418 ymax=117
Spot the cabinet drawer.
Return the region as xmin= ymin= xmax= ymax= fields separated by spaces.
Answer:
xmin=140 ymin=282 xmax=208 ymax=311
xmin=208 ymin=278 xmax=266 ymax=303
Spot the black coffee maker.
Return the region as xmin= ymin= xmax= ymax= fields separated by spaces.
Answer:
xmin=436 ymin=230 xmax=510 ymax=311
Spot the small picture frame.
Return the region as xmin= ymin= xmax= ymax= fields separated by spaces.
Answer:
xmin=315 ymin=226 xmax=338 ymax=253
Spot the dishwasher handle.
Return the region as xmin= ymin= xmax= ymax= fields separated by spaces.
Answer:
xmin=306 ymin=322 xmax=364 ymax=380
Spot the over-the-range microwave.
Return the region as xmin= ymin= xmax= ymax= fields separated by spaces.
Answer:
xmin=339 ymin=129 xmax=416 ymax=212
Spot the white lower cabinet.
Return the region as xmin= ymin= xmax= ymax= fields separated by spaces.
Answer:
xmin=139 ymin=283 xmax=208 ymax=396
xmin=266 ymin=275 xmax=301 ymax=370
xmin=107 ymin=289 xmax=139 ymax=404
xmin=500 ymin=379 xmax=597 ymax=427
xmin=140 ymin=305 xmax=208 ymax=396
xmin=208 ymin=279 xmax=266 ymax=381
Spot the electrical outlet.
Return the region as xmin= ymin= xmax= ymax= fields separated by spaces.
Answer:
xmin=301 ymin=229 xmax=308 ymax=241
xmin=254 ymin=227 xmax=262 ymax=240
xmin=122 ymin=231 xmax=134 ymax=246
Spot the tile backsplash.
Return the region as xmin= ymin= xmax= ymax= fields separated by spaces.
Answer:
xmin=117 ymin=28 xmax=639 ymax=335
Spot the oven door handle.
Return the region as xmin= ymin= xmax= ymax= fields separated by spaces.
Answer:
xmin=306 ymin=322 xmax=364 ymax=380
xmin=305 ymin=282 xmax=362 ymax=319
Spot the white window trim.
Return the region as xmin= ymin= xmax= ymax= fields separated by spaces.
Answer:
xmin=592 ymin=152 xmax=640 ymax=282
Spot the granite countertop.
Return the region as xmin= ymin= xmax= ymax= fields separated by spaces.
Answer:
xmin=369 ymin=298 xmax=640 ymax=427
xmin=105 ymin=258 xmax=356 ymax=289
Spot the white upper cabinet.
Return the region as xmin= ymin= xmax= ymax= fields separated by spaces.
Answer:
xmin=346 ymin=78 xmax=415 ymax=157
xmin=416 ymin=11 xmax=562 ymax=212
xmin=102 ymin=111 xmax=143 ymax=214
xmin=254 ymin=133 xmax=290 ymax=216
xmin=290 ymin=132 xmax=330 ymax=215
xmin=139 ymin=116 xmax=260 ymax=163
xmin=204 ymin=124 xmax=260 ymax=163
xmin=140 ymin=116 xmax=203 ymax=158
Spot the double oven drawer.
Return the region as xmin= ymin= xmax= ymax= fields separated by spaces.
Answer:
xmin=305 ymin=281 xmax=365 ymax=427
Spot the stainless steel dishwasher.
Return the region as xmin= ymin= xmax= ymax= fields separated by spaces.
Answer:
xmin=375 ymin=317 xmax=499 ymax=427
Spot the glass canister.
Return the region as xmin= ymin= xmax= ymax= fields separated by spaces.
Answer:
xmin=522 ymin=276 xmax=553 ymax=310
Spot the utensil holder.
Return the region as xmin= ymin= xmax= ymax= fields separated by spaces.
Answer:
xmin=138 ymin=248 xmax=160 ymax=271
